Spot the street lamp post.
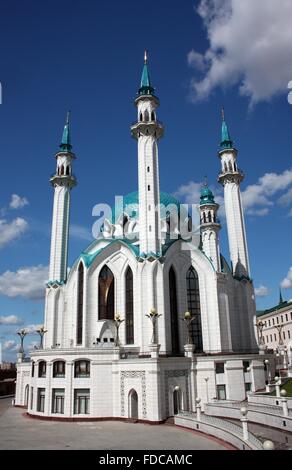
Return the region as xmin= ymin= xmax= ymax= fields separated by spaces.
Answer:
xmin=36 ymin=326 xmax=48 ymax=349
xmin=275 ymin=324 xmax=284 ymax=347
xmin=17 ymin=329 xmax=27 ymax=354
xmin=264 ymin=359 xmax=271 ymax=391
xmin=146 ymin=308 xmax=162 ymax=344
xmin=113 ymin=314 xmax=124 ymax=347
xmin=256 ymin=320 xmax=265 ymax=345
xmin=204 ymin=377 xmax=209 ymax=403
xmin=182 ymin=311 xmax=195 ymax=346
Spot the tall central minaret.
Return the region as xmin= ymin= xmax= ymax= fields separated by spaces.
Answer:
xmin=48 ymin=113 xmax=76 ymax=283
xmin=131 ymin=51 xmax=164 ymax=256
xmin=218 ymin=110 xmax=250 ymax=278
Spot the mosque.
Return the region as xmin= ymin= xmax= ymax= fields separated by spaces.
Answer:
xmin=15 ymin=52 xmax=266 ymax=421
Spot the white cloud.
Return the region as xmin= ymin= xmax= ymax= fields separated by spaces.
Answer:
xmin=189 ymin=0 xmax=292 ymax=105
xmin=281 ymin=267 xmax=292 ymax=289
xmin=174 ymin=180 xmax=225 ymax=218
xmin=188 ymin=50 xmax=206 ymax=72
xmin=0 ymin=315 xmax=23 ymax=325
xmin=0 ymin=265 xmax=48 ymax=300
xmin=0 ymin=217 xmax=28 ymax=248
xmin=9 ymin=194 xmax=29 ymax=210
xmin=70 ymin=224 xmax=92 ymax=242
xmin=242 ymin=169 xmax=292 ymax=216
xmin=3 ymin=340 xmax=18 ymax=351
xmin=24 ymin=324 xmax=43 ymax=334
xmin=255 ymin=285 xmax=269 ymax=297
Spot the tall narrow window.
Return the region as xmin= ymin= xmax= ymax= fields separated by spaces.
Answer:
xmin=186 ymin=266 xmax=203 ymax=351
xmin=169 ymin=267 xmax=179 ymax=355
xmin=125 ymin=267 xmax=134 ymax=344
xmin=98 ymin=265 xmax=115 ymax=320
xmin=77 ymin=262 xmax=84 ymax=345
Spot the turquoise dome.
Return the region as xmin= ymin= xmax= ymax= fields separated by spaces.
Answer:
xmin=200 ymin=186 xmax=216 ymax=205
xmin=112 ymin=191 xmax=182 ymax=223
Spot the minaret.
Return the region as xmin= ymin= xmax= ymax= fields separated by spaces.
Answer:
xmin=131 ymin=51 xmax=164 ymax=256
xmin=199 ymin=182 xmax=221 ymax=272
xmin=48 ymin=113 xmax=76 ymax=283
xmin=218 ymin=109 xmax=250 ymax=278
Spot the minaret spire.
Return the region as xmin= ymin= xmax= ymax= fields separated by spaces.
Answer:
xmin=218 ymin=109 xmax=250 ymax=278
xmin=220 ymin=108 xmax=233 ymax=150
xmin=199 ymin=183 xmax=221 ymax=271
xmin=48 ymin=114 xmax=76 ymax=284
xmin=45 ymin=114 xmax=77 ymax=348
xmin=139 ymin=50 xmax=155 ymax=96
xmin=131 ymin=52 xmax=164 ymax=256
xmin=279 ymin=288 xmax=284 ymax=305
xmin=60 ymin=111 xmax=72 ymax=152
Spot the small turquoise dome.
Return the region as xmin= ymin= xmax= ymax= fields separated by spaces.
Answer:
xmin=112 ymin=191 xmax=182 ymax=223
xmin=200 ymin=186 xmax=215 ymax=205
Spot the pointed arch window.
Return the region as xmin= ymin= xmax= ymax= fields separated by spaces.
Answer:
xmin=186 ymin=267 xmax=203 ymax=351
xmin=169 ymin=267 xmax=179 ymax=355
xmin=98 ymin=265 xmax=115 ymax=320
xmin=125 ymin=267 xmax=134 ymax=344
xmin=77 ymin=262 xmax=84 ymax=345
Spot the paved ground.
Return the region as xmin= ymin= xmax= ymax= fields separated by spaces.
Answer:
xmin=0 ymin=399 xmax=227 ymax=450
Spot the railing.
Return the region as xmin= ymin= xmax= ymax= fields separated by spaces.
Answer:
xmin=207 ymin=400 xmax=291 ymax=416
xmin=177 ymin=410 xmax=263 ymax=450
xmin=207 ymin=402 xmax=292 ymax=417
xmin=218 ymin=168 xmax=244 ymax=178
xmin=131 ymin=120 xmax=163 ymax=127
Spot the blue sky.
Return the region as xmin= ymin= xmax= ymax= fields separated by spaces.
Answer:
xmin=1 ymin=0 xmax=292 ymax=360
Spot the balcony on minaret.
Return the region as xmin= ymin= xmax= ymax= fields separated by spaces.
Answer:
xmin=131 ymin=118 xmax=164 ymax=140
xmin=217 ymin=165 xmax=244 ymax=185
xmin=50 ymin=172 xmax=77 ymax=188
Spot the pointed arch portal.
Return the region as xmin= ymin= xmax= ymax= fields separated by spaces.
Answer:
xmin=128 ymin=389 xmax=138 ymax=419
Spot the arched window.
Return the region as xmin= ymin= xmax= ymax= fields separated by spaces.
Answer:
xmin=186 ymin=267 xmax=203 ymax=351
xmin=31 ymin=361 xmax=35 ymax=377
xmin=53 ymin=361 xmax=66 ymax=378
xmin=66 ymin=165 xmax=70 ymax=176
xmin=203 ymin=212 xmax=206 ymax=224
xmin=38 ymin=361 xmax=47 ymax=378
xmin=128 ymin=389 xmax=138 ymax=419
xmin=169 ymin=267 xmax=179 ymax=355
xmin=74 ymin=360 xmax=90 ymax=378
xmin=139 ymin=112 xmax=143 ymax=122
xmin=60 ymin=165 xmax=65 ymax=175
xmin=98 ymin=265 xmax=115 ymax=320
xmin=208 ymin=211 xmax=212 ymax=222
xmin=151 ymin=111 xmax=155 ymax=121
xmin=76 ymin=262 xmax=84 ymax=345
xmin=125 ymin=267 xmax=134 ymax=344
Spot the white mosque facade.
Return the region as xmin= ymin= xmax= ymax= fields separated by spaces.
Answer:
xmin=15 ymin=54 xmax=266 ymax=421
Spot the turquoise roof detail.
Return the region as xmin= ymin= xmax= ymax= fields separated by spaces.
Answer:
xmin=220 ymin=110 xmax=233 ymax=150
xmin=111 ymin=191 xmax=182 ymax=223
xmin=59 ymin=111 xmax=72 ymax=152
xmin=200 ymin=185 xmax=216 ymax=205
xmin=138 ymin=51 xmax=155 ymax=97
